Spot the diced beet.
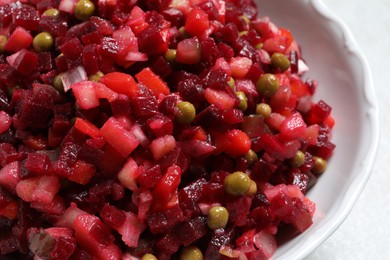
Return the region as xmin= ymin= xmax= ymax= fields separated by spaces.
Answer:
xmin=50 ymin=236 xmax=77 ymax=260
xmin=226 ymin=196 xmax=252 ymax=226
xmin=30 ymin=195 xmax=66 ymax=216
xmin=205 ymin=228 xmax=234 ymax=259
xmin=82 ymin=44 xmax=100 ymax=75
xmin=4 ymin=26 xmax=33 ymax=52
xmin=39 ymin=14 xmax=68 ymax=37
xmin=24 ymin=153 xmax=52 ymax=175
xmin=177 ymin=75 xmax=205 ymax=105
xmin=97 ymin=37 xmax=118 ymax=62
xmin=138 ymin=164 xmax=162 ymax=189
xmin=180 ymin=140 xmax=216 ymax=157
xmin=152 ymin=165 xmax=182 ymax=208
xmin=59 ymin=37 xmax=84 ymax=60
xmin=147 ymin=202 xmax=184 ymax=234
xmin=138 ymin=24 xmax=168 ymax=56
xmin=7 ymin=49 xmax=38 ymax=75
xmin=279 ymin=113 xmax=307 ymax=141
xmin=130 ymin=86 xmax=159 ymax=119
xmin=175 ymin=216 xmax=208 ymax=246
xmin=156 ymin=232 xmax=180 ymax=256
xmin=38 ymin=52 xmax=54 ymax=72
xmin=73 ymin=213 xmax=122 ymax=259
xmin=158 ymin=147 xmax=189 ymax=173
xmin=0 ymin=161 xmax=20 ymax=192
xmin=178 ymin=178 xmax=206 ymax=220
xmin=307 ymin=100 xmax=332 ymax=125
xmin=100 ymin=204 xmax=126 ymax=229
xmin=0 ymin=111 xmax=12 ymax=135
xmin=12 ymin=4 xmax=40 ymax=31
xmin=162 ymin=8 xmax=184 ymax=28
xmin=0 ymin=143 xmax=18 ymax=167
xmin=100 ymin=117 xmax=140 ymax=158
xmin=147 ymin=113 xmax=174 ymax=137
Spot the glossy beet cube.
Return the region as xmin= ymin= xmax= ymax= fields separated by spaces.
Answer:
xmin=6 ymin=49 xmax=38 ymax=76
xmin=25 ymin=153 xmax=52 ymax=175
xmin=82 ymin=44 xmax=100 ymax=75
xmin=162 ymin=8 xmax=184 ymax=28
xmin=175 ymin=216 xmax=208 ymax=246
xmin=90 ymin=16 xmax=115 ymax=36
xmin=12 ymin=4 xmax=40 ymax=31
xmin=39 ymin=14 xmax=68 ymax=37
xmin=16 ymin=95 xmax=52 ymax=129
xmin=307 ymin=100 xmax=332 ymax=125
xmin=73 ymin=214 xmax=122 ymax=259
xmin=138 ymin=164 xmax=162 ymax=189
xmin=59 ymin=37 xmax=84 ymax=60
xmin=138 ymin=25 xmax=168 ymax=56
xmin=37 ymin=52 xmax=54 ymax=72
xmin=178 ymin=178 xmax=206 ymax=219
xmin=147 ymin=113 xmax=174 ymax=137
xmin=130 ymin=86 xmax=159 ymax=119
xmin=100 ymin=204 xmax=126 ymax=229
xmin=0 ymin=143 xmax=18 ymax=167
xmin=4 ymin=26 xmax=33 ymax=52
xmin=0 ymin=161 xmax=21 ymax=192
xmin=99 ymin=37 xmax=118 ymax=61
xmin=147 ymin=203 xmax=184 ymax=234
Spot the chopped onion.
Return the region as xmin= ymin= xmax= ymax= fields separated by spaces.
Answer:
xmin=61 ymin=66 xmax=88 ymax=92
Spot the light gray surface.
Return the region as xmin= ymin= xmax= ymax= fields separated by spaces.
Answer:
xmin=305 ymin=1 xmax=390 ymax=259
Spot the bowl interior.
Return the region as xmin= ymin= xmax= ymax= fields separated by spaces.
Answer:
xmin=255 ymin=0 xmax=378 ymax=258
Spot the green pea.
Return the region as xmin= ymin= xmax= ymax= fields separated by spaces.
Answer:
xmin=291 ymin=151 xmax=305 ymax=168
xmin=0 ymin=35 xmax=7 ymax=53
xmin=256 ymin=103 xmax=272 ymax=118
xmin=88 ymin=71 xmax=104 ymax=82
xmin=256 ymin=73 xmax=279 ymax=98
xmin=244 ymin=149 xmax=258 ymax=166
xmin=246 ymin=180 xmax=257 ymax=196
xmin=53 ymin=73 xmax=64 ymax=93
xmin=239 ymin=31 xmax=248 ymax=37
xmin=141 ymin=254 xmax=157 ymax=260
xmin=236 ymin=91 xmax=248 ymax=111
xmin=239 ymin=15 xmax=250 ymax=25
xmin=43 ymin=8 xmax=60 ymax=18
xmin=271 ymin=52 xmax=290 ymax=72
xmin=255 ymin=43 xmax=263 ymax=49
xmin=74 ymin=0 xmax=95 ymax=21
xmin=180 ymin=246 xmax=203 ymax=260
xmin=207 ymin=206 xmax=229 ymax=230
xmin=33 ymin=32 xmax=54 ymax=52
xmin=178 ymin=26 xmax=190 ymax=39
xmin=176 ymin=101 xmax=196 ymax=124
xmin=164 ymin=49 xmax=177 ymax=63
xmin=224 ymin=171 xmax=251 ymax=196
xmin=312 ymin=156 xmax=327 ymax=175
xmin=227 ymin=77 xmax=235 ymax=89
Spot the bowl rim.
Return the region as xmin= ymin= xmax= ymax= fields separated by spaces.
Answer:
xmin=271 ymin=0 xmax=380 ymax=258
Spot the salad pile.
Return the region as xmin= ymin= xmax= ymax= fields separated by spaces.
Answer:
xmin=0 ymin=0 xmax=335 ymax=259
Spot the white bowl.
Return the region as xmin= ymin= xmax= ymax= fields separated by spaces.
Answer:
xmin=255 ymin=0 xmax=380 ymax=258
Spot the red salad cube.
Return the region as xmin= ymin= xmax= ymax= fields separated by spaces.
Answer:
xmin=4 ymin=27 xmax=33 ymax=52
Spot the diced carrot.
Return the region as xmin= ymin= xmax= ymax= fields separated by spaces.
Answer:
xmin=135 ymin=67 xmax=170 ymax=97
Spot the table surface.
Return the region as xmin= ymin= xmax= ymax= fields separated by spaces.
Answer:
xmin=304 ymin=0 xmax=390 ymax=259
